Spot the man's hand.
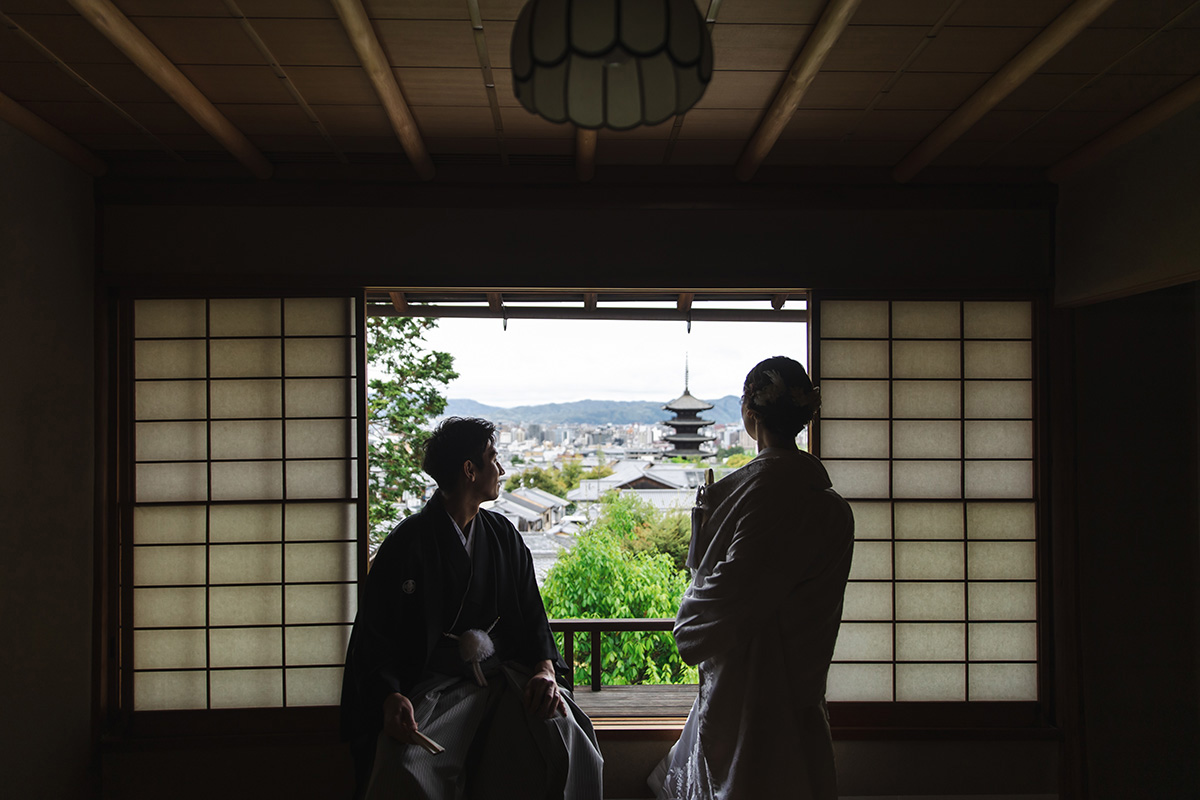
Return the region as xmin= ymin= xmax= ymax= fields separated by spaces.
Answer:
xmin=524 ymin=660 xmax=567 ymax=720
xmin=383 ymin=692 xmax=419 ymax=743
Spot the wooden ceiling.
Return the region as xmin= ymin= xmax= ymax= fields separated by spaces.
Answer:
xmin=2 ymin=0 xmax=1199 ymax=183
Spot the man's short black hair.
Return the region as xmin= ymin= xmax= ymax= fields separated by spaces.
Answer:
xmin=422 ymin=416 xmax=497 ymax=490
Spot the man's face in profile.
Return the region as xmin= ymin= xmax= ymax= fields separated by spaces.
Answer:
xmin=476 ymin=441 xmax=504 ymax=501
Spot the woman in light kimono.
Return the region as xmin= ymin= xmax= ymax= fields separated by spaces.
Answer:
xmin=652 ymin=356 xmax=855 ymax=800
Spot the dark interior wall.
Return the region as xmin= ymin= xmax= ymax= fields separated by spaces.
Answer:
xmin=1056 ymin=104 xmax=1200 ymax=306
xmin=97 ymin=186 xmax=1053 ymax=292
xmin=0 ymin=121 xmax=96 ymax=796
xmin=1071 ymin=283 xmax=1200 ymax=797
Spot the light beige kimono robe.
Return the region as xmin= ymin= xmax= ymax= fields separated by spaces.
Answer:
xmin=657 ymin=447 xmax=854 ymax=800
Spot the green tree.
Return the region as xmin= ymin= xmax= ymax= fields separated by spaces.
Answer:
xmin=368 ymin=316 xmax=457 ymax=541
xmin=725 ymin=452 xmax=755 ymax=468
xmin=505 ymin=465 xmax=568 ymax=497
xmin=560 ymin=458 xmax=584 ymax=490
xmin=716 ymin=445 xmax=746 ymax=460
xmin=625 ymin=510 xmax=690 ymax=571
xmin=541 ymin=492 xmax=697 ymax=686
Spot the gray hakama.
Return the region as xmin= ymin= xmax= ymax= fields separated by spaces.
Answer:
xmin=654 ymin=448 xmax=854 ymax=800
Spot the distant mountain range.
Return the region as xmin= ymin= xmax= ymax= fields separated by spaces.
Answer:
xmin=443 ymin=395 xmax=743 ymax=426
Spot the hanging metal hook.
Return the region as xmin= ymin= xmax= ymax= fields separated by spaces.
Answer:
xmin=502 ymin=307 xmax=507 ymax=331
xmin=686 ymin=310 xmax=692 ymax=334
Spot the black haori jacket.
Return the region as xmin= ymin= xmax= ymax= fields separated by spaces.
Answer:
xmin=340 ymin=491 xmax=568 ymax=743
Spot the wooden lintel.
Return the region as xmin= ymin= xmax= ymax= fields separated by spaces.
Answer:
xmin=487 ymin=292 xmax=503 ymax=311
xmin=1049 ymin=73 xmax=1200 ymax=183
xmin=677 ymin=293 xmax=695 ymax=312
xmin=734 ymin=0 xmax=862 ymax=182
xmin=67 ymin=0 xmax=272 ymax=179
xmin=893 ymin=0 xmax=1118 ymax=183
xmin=330 ymin=0 xmax=435 ymax=181
xmin=388 ymin=291 xmax=408 ymax=313
xmin=576 ymin=128 xmax=597 ymax=182
xmin=584 ymin=293 xmax=598 ymax=310
xmin=0 ymin=90 xmax=106 ymax=176
xmin=771 ymin=294 xmax=787 ymax=310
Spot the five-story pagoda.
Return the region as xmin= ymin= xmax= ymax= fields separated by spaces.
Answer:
xmin=663 ymin=362 xmax=716 ymax=456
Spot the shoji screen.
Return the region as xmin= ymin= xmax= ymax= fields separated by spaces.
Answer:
xmin=816 ymin=300 xmax=1037 ymax=703
xmin=127 ymin=297 xmax=363 ymax=711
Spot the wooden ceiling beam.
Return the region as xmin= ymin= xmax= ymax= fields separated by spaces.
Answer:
xmin=734 ymin=0 xmax=862 ymax=182
xmin=487 ymin=292 xmax=503 ymax=312
xmin=0 ymin=90 xmax=106 ymax=176
xmin=66 ymin=0 xmax=272 ymax=179
xmin=389 ymin=292 xmax=408 ymax=314
xmin=677 ymin=293 xmax=695 ymax=312
xmin=1049 ymin=73 xmax=1200 ymax=183
xmin=576 ymin=128 xmax=597 ymax=183
xmin=584 ymin=293 xmax=598 ymax=311
xmin=893 ymin=0 xmax=1119 ymax=183
xmin=330 ymin=0 xmax=434 ymax=181
xmin=771 ymin=294 xmax=788 ymax=310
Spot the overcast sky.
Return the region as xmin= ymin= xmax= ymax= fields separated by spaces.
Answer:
xmin=414 ymin=318 xmax=808 ymax=408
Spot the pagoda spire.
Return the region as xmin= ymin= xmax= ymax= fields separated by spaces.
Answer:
xmin=685 ymin=353 xmax=690 ymax=392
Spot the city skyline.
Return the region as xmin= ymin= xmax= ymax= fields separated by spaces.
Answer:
xmin=414 ymin=317 xmax=809 ymax=408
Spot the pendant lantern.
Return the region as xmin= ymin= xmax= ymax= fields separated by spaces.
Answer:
xmin=510 ymin=0 xmax=713 ymax=131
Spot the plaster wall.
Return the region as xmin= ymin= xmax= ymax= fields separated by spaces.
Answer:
xmin=0 ymin=119 xmax=96 ymax=797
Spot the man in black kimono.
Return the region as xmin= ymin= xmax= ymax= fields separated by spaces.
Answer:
xmin=341 ymin=417 xmax=602 ymax=799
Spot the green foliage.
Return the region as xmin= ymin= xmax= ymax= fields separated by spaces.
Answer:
xmin=716 ymin=445 xmax=746 ymax=459
xmin=367 ymin=317 xmax=457 ymax=541
xmin=541 ymin=491 xmax=698 ymax=687
xmin=560 ymin=459 xmax=584 ymax=490
xmin=581 ymin=463 xmax=615 ymax=483
xmin=625 ymin=511 xmax=690 ymax=571
xmin=505 ymin=465 xmax=568 ymax=497
xmin=510 ymin=454 xmax=525 ymax=464
xmin=725 ymin=452 xmax=755 ymax=468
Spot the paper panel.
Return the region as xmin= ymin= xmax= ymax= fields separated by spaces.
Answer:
xmin=894 ymin=502 xmax=962 ymax=540
xmin=965 ymin=380 xmax=1032 ymax=418
xmin=210 ymin=668 xmax=283 ymax=708
xmin=284 ymin=297 xmax=353 ymax=336
xmin=968 ymin=542 xmax=1037 ymax=581
xmin=210 ymin=338 xmax=282 ymax=378
xmin=136 ymin=380 xmax=207 ymax=420
xmin=210 ymin=504 xmax=282 ymax=542
xmin=209 ymin=585 xmax=282 ymax=626
xmin=895 ymin=582 xmax=964 ymax=621
xmin=892 ymin=341 xmax=960 ymax=379
xmin=135 ymin=339 xmax=206 ymax=379
xmin=285 ymin=337 xmax=351 ymax=377
xmin=964 ymin=341 xmax=1031 ymax=379
xmin=893 ymin=421 xmax=960 ymax=459
xmin=820 ymin=420 xmax=889 ymax=459
xmin=286 ymin=419 xmax=351 ymax=459
xmin=969 ymin=663 xmax=1036 ymax=701
xmin=134 ymin=628 xmax=206 ymax=670
xmin=832 ymin=622 xmax=893 ymax=661
xmin=209 ymin=298 xmax=280 ymax=337
xmin=969 ymin=622 xmax=1037 ymax=661
xmin=135 ymin=299 xmax=205 ymax=338
xmin=211 ymin=420 xmax=283 ymax=460
xmin=893 ymin=461 xmax=961 ymax=499
xmin=285 ymin=667 xmax=344 ymax=706
xmin=891 ymin=301 xmax=959 ymax=338
xmin=895 ymin=541 xmax=964 ymax=580
xmin=134 ymin=670 xmax=207 ymax=711
xmin=820 ymin=300 xmax=889 ymax=338
xmin=136 ymin=462 xmax=207 ymax=503
xmin=134 ymin=505 xmax=206 ymax=544
xmin=841 ymin=582 xmax=893 ymax=621
xmin=825 ymin=663 xmax=893 ymax=701
xmin=819 ymin=380 xmax=889 ymax=419
xmin=134 ymin=544 xmax=206 ymax=586
xmin=965 ymin=461 xmax=1033 ymax=499
xmin=825 ymin=460 xmax=890 ymax=499
xmin=285 ymin=378 xmax=352 ymax=418
xmin=286 ymin=502 xmax=357 ymax=541
xmin=968 ymin=582 xmax=1037 ymax=621
xmin=210 ymin=543 xmax=282 ymax=584
xmin=209 ymin=627 xmax=283 ymax=668
xmin=967 ymin=502 xmax=1036 ymax=540
xmin=892 ymin=380 xmax=961 ymax=419
xmin=848 ymin=541 xmax=892 ymax=580
xmin=964 ymin=301 xmax=1031 ymax=339
xmin=286 ymin=583 xmax=357 ymax=624
xmin=137 ymin=421 xmax=207 ymax=462
xmin=211 ymin=461 xmax=284 ymax=501
xmin=847 ymin=501 xmax=891 ymax=540
xmin=134 ymin=587 xmax=206 ymax=628
xmin=285 ymin=542 xmax=356 ymax=583
xmin=211 ymin=379 xmax=282 ymax=419
xmin=896 ymin=623 xmax=965 ymax=661
xmin=285 ymin=625 xmax=352 ymax=666
xmin=965 ymin=420 xmax=1033 ymax=459
xmin=896 ymin=663 xmax=965 ymax=701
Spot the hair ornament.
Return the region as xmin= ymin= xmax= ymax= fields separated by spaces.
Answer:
xmin=750 ymin=370 xmax=821 ymax=411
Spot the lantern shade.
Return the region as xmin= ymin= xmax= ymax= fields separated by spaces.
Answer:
xmin=511 ymin=0 xmax=713 ymax=131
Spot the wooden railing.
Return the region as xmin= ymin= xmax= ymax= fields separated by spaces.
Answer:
xmin=548 ymin=618 xmax=675 ymax=691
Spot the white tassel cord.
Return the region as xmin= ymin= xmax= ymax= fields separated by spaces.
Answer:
xmin=444 ymin=618 xmax=499 ymax=686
